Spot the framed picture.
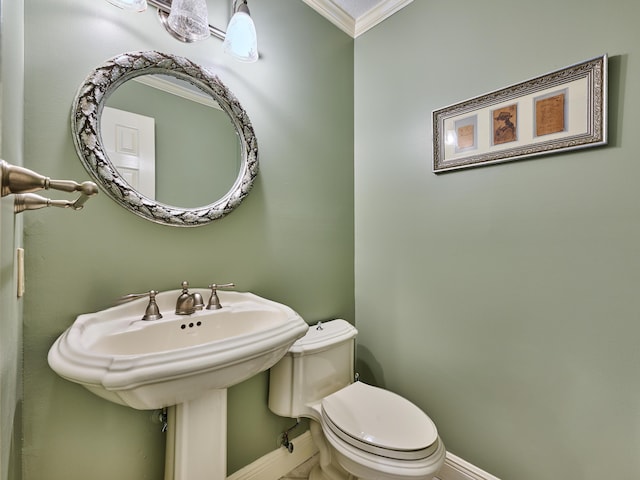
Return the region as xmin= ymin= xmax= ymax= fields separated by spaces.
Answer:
xmin=432 ymin=55 xmax=607 ymax=173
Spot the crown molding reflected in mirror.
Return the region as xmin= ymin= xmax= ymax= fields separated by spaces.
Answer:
xmin=71 ymin=51 xmax=258 ymax=227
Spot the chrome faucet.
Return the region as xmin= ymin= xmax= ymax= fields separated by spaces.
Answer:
xmin=206 ymin=283 xmax=235 ymax=310
xmin=118 ymin=290 xmax=163 ymax=321
xmin=175 ymin=281 xmax=203 ymax=315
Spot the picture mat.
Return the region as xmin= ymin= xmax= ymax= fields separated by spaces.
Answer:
xmin=441 ymin=77 xmax=587 ymax=162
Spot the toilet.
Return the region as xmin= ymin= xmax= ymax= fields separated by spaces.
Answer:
xmin=268 ymin=319 xmax=446 ymax=480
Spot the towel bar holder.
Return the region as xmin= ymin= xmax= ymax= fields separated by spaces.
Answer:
xmin=1 ymin=159 xmax=98 ymax=213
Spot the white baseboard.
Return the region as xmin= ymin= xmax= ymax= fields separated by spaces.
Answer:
xmin=437 ymin=452 xmax=501 ymax=480
xmin=227 ymin=431 xmax=318 ymax=480
xmin=226 ymin=431 xmax=500 ymax=480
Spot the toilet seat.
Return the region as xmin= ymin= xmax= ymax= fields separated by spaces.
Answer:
xmin=321 ymin=382 xmax=439 ymax=461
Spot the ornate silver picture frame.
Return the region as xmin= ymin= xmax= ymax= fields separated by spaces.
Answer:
xmin=432 ymin=55 xmax=607 ymax=173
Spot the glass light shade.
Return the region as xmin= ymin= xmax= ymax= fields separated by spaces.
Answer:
xmin=167 ymin=0 xmax=211 ymax=42
xmin=223 ymin=11 xmax=258 ymax=63
xmin=106 ymin=0 xmax=147 ymax=12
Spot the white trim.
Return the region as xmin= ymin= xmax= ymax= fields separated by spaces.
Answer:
xmin=301 ymin=0 xmax=355 ymax=37
xmin=353 ymin=0 xmax=414 ymax=37
xmin=436 ymin=452 xmax=501 ymax=480
xmin=301 ymin=0 xmax=414 ymax=38
xmin=226 ymin=431 xmax=319 ymax=480
xmin=132 ymin=75 xmax=222 ymax=110
xmin=226 ymin=433 xmax=500 ymax=480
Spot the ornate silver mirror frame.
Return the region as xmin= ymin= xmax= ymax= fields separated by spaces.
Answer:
xmin=71 ymin=50 xmax=258 ymax=227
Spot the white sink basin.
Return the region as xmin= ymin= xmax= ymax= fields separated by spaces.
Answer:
xmin=48 ymin=289 xmax=309 ymax=410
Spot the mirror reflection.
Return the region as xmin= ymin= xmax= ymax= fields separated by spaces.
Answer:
xmin=102 ymin=74 xmax=241 ymax=209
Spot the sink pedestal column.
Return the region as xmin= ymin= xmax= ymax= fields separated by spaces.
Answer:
xmin=164 ymin=389 xmax=227 ymax=480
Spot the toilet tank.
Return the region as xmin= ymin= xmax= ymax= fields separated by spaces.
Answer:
xmin=268 ymin=319 xmax=357 ymax=419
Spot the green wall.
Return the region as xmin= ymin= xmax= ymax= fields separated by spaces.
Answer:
xmin=0 ymin=0 xmax=24 ymax=479
xmin=22 ymin=0 xmax=353 ymax=478
xmin=354 ymin=1 xmax=640 ymax=479
xmin=19 ymin=1 xmax=640 ymax=479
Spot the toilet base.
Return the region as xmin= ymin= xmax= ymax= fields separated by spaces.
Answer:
xmin=330 ymin=440 xmax=445 ymax=480
xmin=308 ymin=421 xmax=355 ymax=480
xmin=309 ymin=463 xmax=356 ymax=480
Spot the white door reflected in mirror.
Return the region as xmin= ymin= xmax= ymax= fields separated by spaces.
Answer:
xmin=101 ymin=107 xmax=156 ymax=200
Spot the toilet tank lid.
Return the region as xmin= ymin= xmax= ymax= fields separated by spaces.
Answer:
xmin=288 ymin=319 xmax=357 ymax=355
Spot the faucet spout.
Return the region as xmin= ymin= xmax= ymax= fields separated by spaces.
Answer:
xmin=175 ymin=281 xmax=196 ymax=315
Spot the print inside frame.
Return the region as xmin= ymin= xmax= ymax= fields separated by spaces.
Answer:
xmin=432 ymin=54 xmax=607 ymax=173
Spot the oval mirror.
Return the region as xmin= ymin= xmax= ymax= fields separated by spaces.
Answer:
xmin=71 ymin=51 xmax=258 ymax=227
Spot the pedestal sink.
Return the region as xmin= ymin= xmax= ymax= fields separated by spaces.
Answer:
xmin=48 ymin=289 xmax=309 ymax=480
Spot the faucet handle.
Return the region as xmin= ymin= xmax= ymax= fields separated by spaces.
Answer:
xmin=117 ymin=290 xmax=163 ymax=321
xmin=206 ymin=283 xmax=235 ymax=310
xmin=118 ymin=290 xmax=159 ymax=304
xmin=142 ymin=290 xmax=163 ymax=321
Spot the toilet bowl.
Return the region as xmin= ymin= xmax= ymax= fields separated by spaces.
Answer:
xmin=268 ymin=319 xmax=445 ymax=480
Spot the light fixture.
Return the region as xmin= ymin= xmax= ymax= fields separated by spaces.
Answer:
xmin=166 ymin=0 xmax=210 ymax=42
xmin=107 ymin=0 xmax=258 ymax=62
xmin=106 ymin=0 xmax=148 ymax=12
xmin=223 ymin=0 xmax=258 ymax=63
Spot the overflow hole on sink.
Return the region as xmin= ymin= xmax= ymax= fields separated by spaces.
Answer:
xmin=180 ymin=321 xmax=203 ymax=330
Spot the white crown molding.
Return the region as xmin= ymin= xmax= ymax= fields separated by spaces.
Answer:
xmin=132 ymin=75 xmax=222 ymax=110
xmin=354 ymin=0 xmax=414 ymax=37
xmin=301 ymin=0 xmax=356 ymax=37
xmin=302 ymin=0 xmax=414 ymax=38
